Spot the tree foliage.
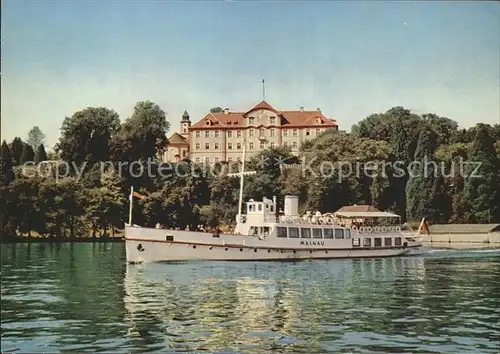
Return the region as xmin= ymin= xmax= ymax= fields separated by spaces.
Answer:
xmin=2 ymin=103 xmax=499 ymax=240
xmin=27 ymin=126 xmax=46 ymax=149
xmin=56 ymin=107 xmax=120 ymax=165
xmin=34 ymin=144 xmax=48 ymax=163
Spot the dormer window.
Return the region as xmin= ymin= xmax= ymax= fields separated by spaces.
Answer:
xmin=316 ymin=118 xmax=322 ymax=124
xmin=249 ymin=117 xmax=255 ymax=124
xmin=270 ymin=116 xmax=276 ymax=125
xmin=205 ymin=120 xmax=211 ymax=126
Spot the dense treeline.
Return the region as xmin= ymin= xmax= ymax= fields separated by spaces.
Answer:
xmin=1 ymin=102 xmax=499 ymax=241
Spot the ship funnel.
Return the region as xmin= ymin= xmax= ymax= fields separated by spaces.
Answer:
xmin=284 ymin=195 xmax=299 ymax=216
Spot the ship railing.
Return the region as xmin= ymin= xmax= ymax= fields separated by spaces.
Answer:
xmin=353 ymin=225 xmax=403 ymax=234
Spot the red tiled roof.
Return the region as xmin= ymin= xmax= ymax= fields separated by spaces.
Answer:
xmin=167 ymin=132 xmax=188 ymax=146
xmin=190 ymin=102 xmax=338 ymax=130
xmin=244 ymin=100 xmax=279 ymax=115
xmin=335 ymin=205 xmax=380 ymax=213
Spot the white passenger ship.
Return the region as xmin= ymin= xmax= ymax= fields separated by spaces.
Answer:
xmin=125 ymin=194 xmax=422 ymax=263
xmin=125 ymin=148 xmax=422 ymax=263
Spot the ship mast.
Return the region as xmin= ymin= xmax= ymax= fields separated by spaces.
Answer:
xmin=227 ymin=138 xmax=256 ymax=220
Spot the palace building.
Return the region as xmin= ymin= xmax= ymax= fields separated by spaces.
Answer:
xmin=163 ymin=100 xmax=338 ymax=163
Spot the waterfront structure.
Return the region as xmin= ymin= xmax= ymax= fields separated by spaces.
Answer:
xmin=163 ymin=101 xmax=338 ymax=163
xmin=422 ymin=224 xmax=500 ymax=245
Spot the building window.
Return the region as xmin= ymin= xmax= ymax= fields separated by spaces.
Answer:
xmin=195 ymin=158 xmax=200 ymax=163
xmin=363 ymin=238 xmax=371 ymax=247
xmin=196 ymin=131 xmax=200 ymax=138
xmin=249 ymin=142 xmax=254 ymax=149
xmin=293 ymin=129 xmax=298 ymax=136
xmin=270 ymin=142 xmax=275 ymax=148
xmin=384 ymin=238 xmax=392 ymax=247
xmin=237 ymin=157 xmax=241 ymax=162
xmin=316 ymin=128 xmax=321 ymax=136
xmin=228 ymin=143 xmax=233 ymax=150
xmin=214 ymin=143 xmax=219 ymax=150
xmin=205 ymin=143 xmax=210 ymax=150
xmin=195 ymin=143 xmax=200 ymax=150
xmin=183 ymin=128 xmax=187 ymax=134
xmin=249 ymin=129 xmax=255 ymax=137
xmin=292 ymin=141 xmax=298 ymax=148
xmin=270 ymin=116 xmax=276 ymax=125
xmin=237 ymin=130 xmax=242 ymax=137
xmin=228 ymin=157 xmax=232 ymax=162
xmin=260 ymin=128 xmax=265 ymax=137
xmin=270 ymin=128 xmax=275 ymax=137
xmin=277 ymin=227 xmax=287 ymax=238
xmin=260 ymin=142 xmax=265 ymax=149
xmin=334 ymin=229 xmax=344 ymax=239
xmin=237 ymin=143 xmax=241 ymax=150
xmin=227 ymin=131 xmax=232 ymax=138
xmin=249 ymin=117 xmax=255 ymax=124
xmin=374 ymin=238 xmax=382 ymax=247
xmin=205 ymin=131 xmax=210 ymax=138
xmin=214 ymin=130 xmax=219 ymax=138
xmin=306 ymin=129 xmax=310 ymax=136
xmin=283 ymin=142 xmax=288 ymax=147
xmin=205 ymin=157 xmax=210 ymax=164
xmin=323 ymin=229 xmax=333 ymax=239
xmin=283 ymin=129 xmax=288 ymax=136
xmin=312 ymin=229 xmax=322 ymax=239
xmin=301 ymin=228 xmax=311 ymax=238
xmin=288 ymin=227 xmax=299 ymax=238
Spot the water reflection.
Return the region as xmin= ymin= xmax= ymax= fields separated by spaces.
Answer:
xmin=2 ymin=244 xmax=499 ymax=353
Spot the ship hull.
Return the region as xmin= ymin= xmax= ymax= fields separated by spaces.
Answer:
xmin=125 ymin=226 xmax=419 ymax=263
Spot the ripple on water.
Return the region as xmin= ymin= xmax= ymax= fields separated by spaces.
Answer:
xmin=1 ymin=244 xmax=500 ymax=353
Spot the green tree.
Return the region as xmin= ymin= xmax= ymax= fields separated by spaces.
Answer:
xmin=1 ymin=141 xmax=14 ymax=186
xmin=56 ymin=107 xmax=120 ymax=165
xmin=111 ymin=101 xmax=170 ymax=165
xmin=20 ymin=144 xmax=35 ymax=164
xmin=464 ymin=124 xmax=500 ymax=223
xmin=34 ymin=144 xmax=48 ymax=163
xmin=10 ymin=137 xmax=24 ymax=166
xmin=27 ymin=126 xmax=46 ymax=149
xmin=210 ymin=107 xmax=223 ymax=113
xmin=422 ymin=113 xmax=459 ymax=145
xmin=406 ymin=125 xmax=440 ymax=221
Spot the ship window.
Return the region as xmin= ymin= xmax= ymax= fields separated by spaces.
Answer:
xmin=384 ymin=238 xmax=392 ymax=246
xmin=270 ymin=205 xmax=274 ymax=212
xmin=345 ymin=229 xmax=351 ymax=239
xmin=166 ymin=235 xmax=174 ymax=241
xmin=277 ymin=227 xmax=287 ymax=238
xmin=395 ymin=237 xmax=402 ymax=246
xmin=248 ymin=204 xmax=254 ymax=212
xmin=289 ymin=227 xmax=299 ymax=238
xmin=374 ymin=238 xmax=382 ymax=247
xmin=312 ymin=228 xmax=322 ymax=239
xmin=363 ymin=238 xmax=371 ymax=247
xmin=352 ymin=238 xmax=360 ymax=247
xmin=258 ymin=204 xmax=262 ymax=211
xmin=323 ymin=229 xmax=334 ymax=239
xmin=300 ymin=228 xmax=311 ymax=238
xmin=334 ymin=229 xmax=344 ymax=239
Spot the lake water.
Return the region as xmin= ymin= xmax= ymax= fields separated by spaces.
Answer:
xmin=1 ymin=243 xmax=499 ymax=353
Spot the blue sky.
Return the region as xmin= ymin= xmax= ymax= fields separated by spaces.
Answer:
xmin=2 ymin=1 xmax=499 ymax=149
